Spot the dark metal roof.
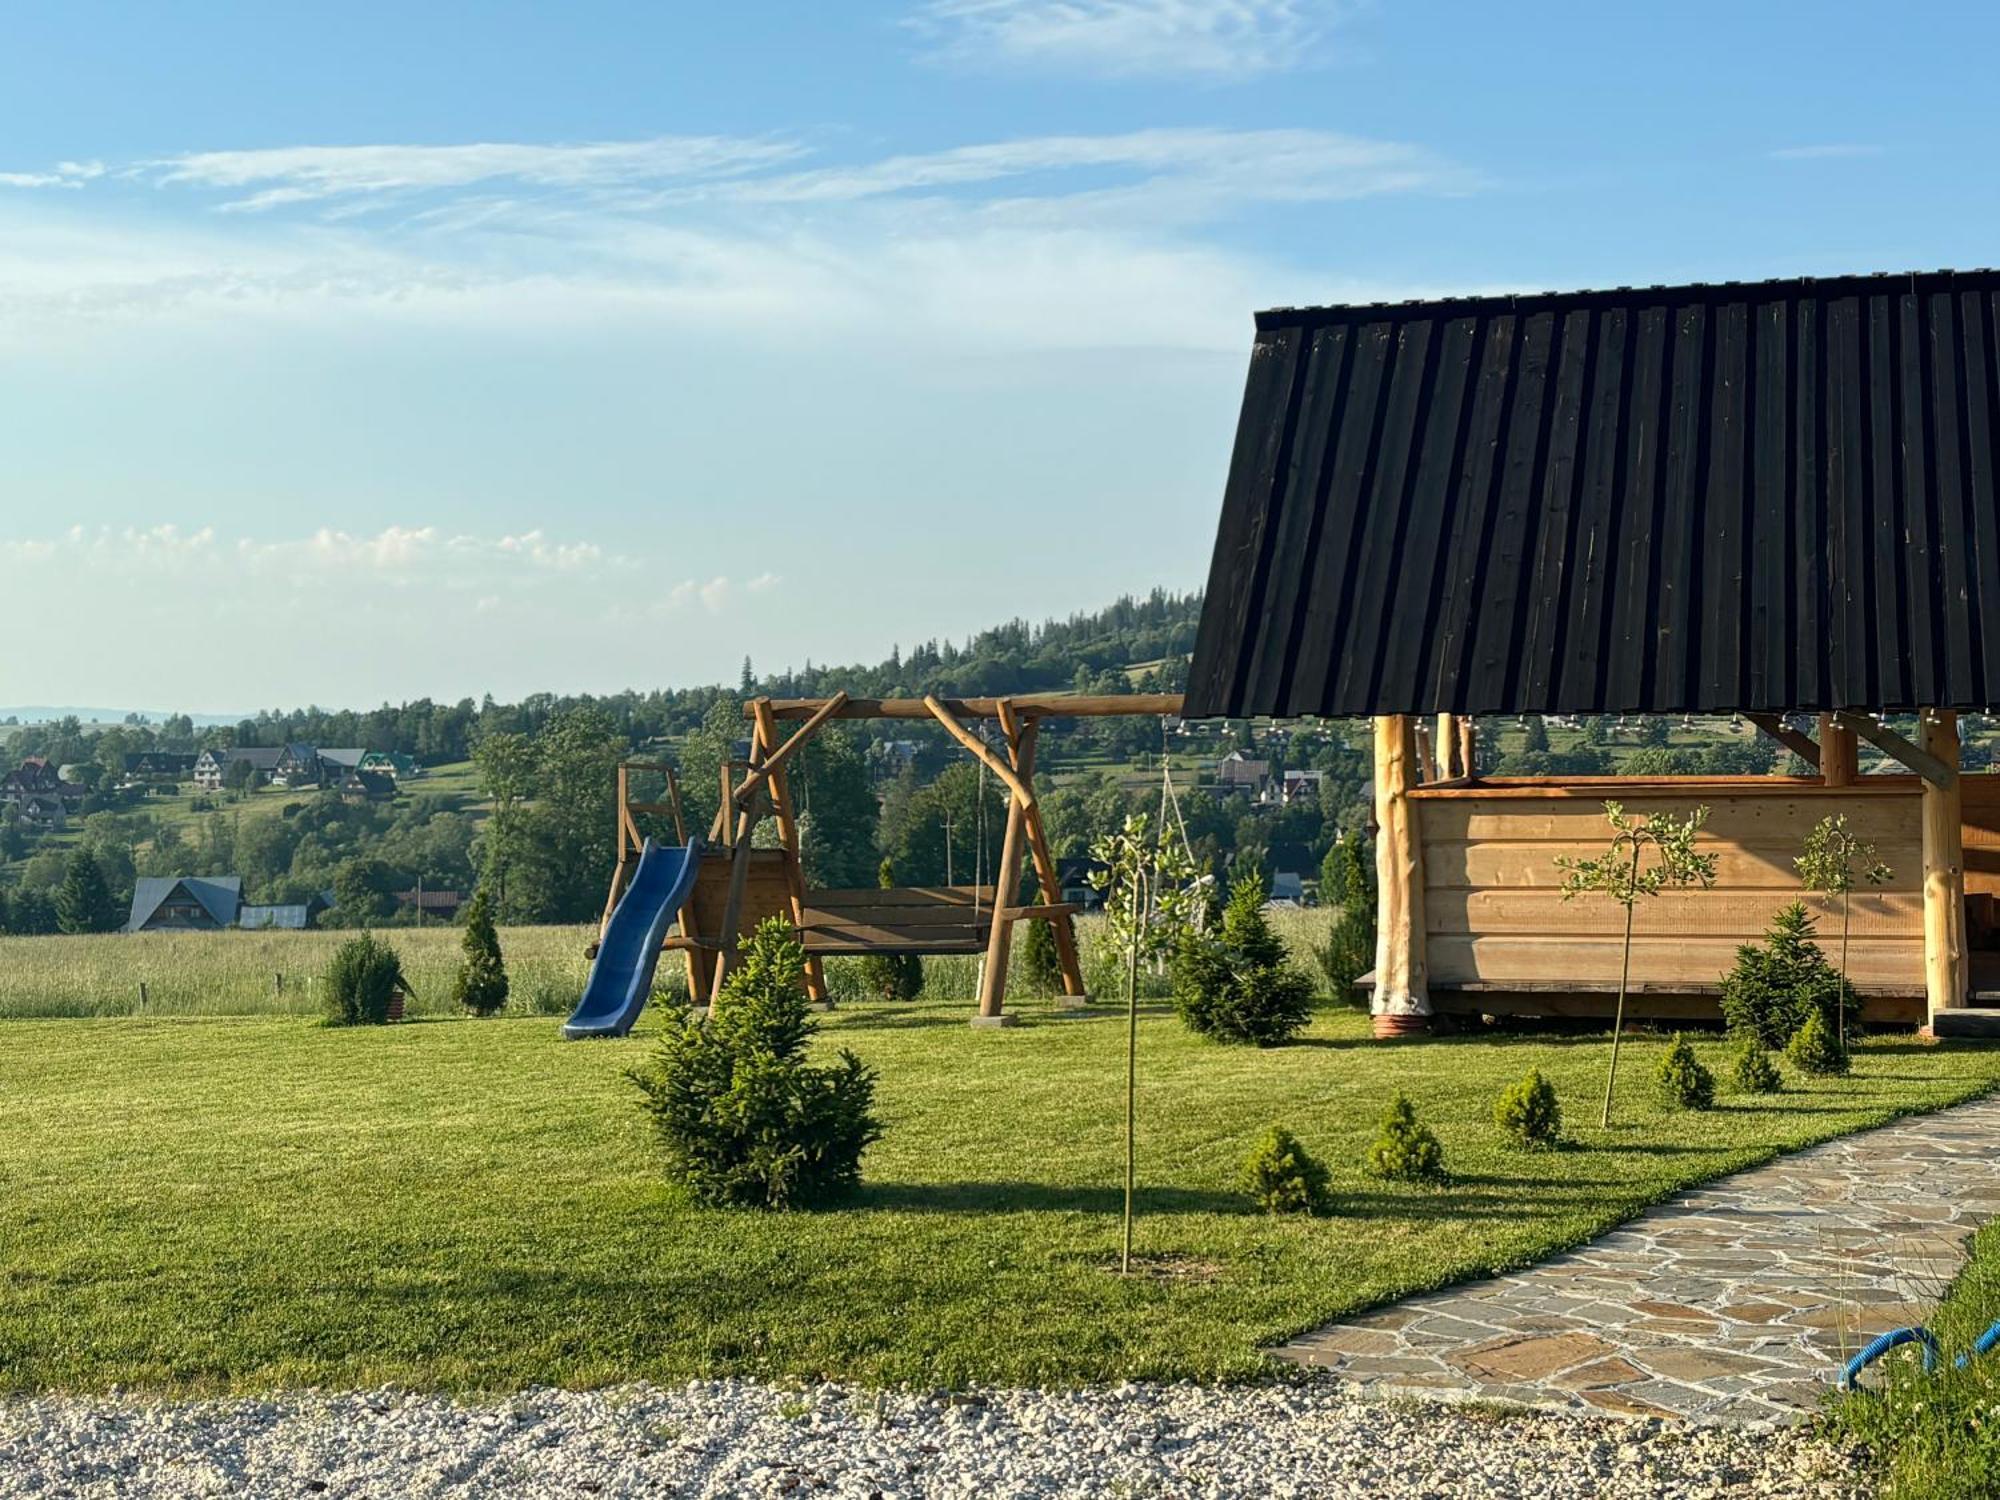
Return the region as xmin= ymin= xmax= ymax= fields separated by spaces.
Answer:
xmin=1186 ymin=269 xmax=2000 ymax=718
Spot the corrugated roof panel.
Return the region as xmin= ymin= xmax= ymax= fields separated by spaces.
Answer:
xmin=1186 ymin=269 xmax=2000 ymax=717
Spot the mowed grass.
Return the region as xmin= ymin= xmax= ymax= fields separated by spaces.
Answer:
xmin=2 ymin=998 xmax=1998 ymax=1395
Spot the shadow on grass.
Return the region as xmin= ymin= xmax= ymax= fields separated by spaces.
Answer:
xmin=856 ymin=1180 xmax=1252 ymax=1217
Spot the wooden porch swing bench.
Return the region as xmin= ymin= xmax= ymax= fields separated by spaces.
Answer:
xmin=599 ymin=690 xmax=1182 ymax=1025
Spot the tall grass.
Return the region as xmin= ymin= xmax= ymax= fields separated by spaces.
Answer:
xmin=0 ymin=907 xmax=1340 ymax=1021
xmin=0 ymin=927 xmax=597 ymax=1019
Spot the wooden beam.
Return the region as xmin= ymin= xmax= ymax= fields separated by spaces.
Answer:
xmin=758 ymin=693 xmax=1184 ymax=721
xmin=1834 ymin=711 xmax=1958 ymax=788
xmin=1922 ymin=710 xmax=1968 ymax=1027
xmin=1818 ymin=712 xmax=1858 ymax=787
xmin=976 ymin=700 xmax=1031 ymax=1022
xmin=599 ymin=762 xmax=634 ymax=938
xmin=1001 ymin=902 xmax=1080 ymax=921
xmin=752 ymin=698 xmax=828 ymax=1005
xmin=923 ymin=695 xmax=1034 ymax=805
xmin=1745 ymin=713 xmax=1820 ymax=770
xmin=733 ymin=692 xmax=848 ymax=811
xmin=1371 ymin=715 xmax=1430 ymax=1035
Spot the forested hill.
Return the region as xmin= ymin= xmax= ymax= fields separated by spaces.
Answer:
xmin=4 ymin=589 xmax=1203 ymax=768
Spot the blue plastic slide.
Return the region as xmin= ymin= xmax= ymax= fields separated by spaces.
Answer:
xmin=562 ymin=839 xmax=700 ymax=1039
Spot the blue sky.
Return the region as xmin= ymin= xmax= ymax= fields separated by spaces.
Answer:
xmin=3 ymin=1 xmax=1994 ymax=712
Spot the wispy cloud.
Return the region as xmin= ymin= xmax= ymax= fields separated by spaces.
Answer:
xmin=1 ymin=524 xmax=622 ymax=580
xmin=716 ymin=127 xmax=1456 ymax=210
xmin=148 ymin=136 xmax=804 ymax=212
xmin=1767 ymin=143 xmax=1886 ymax=161
xmin=0 ymin=159 xmax=105 ymax=189
xmin=908 ymin=0 xmax=1342 ymax=79
xmin=0 ymin=125 xmax=1467 ymax=354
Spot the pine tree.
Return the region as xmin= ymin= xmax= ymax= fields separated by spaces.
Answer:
xmin=1174 ymin=866 xmax=1314 ymax=1045
xmin=452 ymin=885 xmax=509 ymax=1016
xmin=55 ymin=849 xmax=121 ymax=934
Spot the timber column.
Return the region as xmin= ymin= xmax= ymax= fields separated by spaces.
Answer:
xmin=1921 ymin=710 xmax=1968 ymax=1029
xmin=1818 ymin=713 xmax=1858 ymax=786
xmin=1372 ymin=714 xmax=1430 ymax=1038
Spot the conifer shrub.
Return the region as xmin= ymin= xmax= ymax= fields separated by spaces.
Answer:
xmin=1653 ymin=1033 xmax=1716 ymax=1110
xmin=1240 ymin=1125 xmax=1332 ymax=1215
xmin=1785 ymin=1007 xmax=1851 ymax=1077
xmin=1173 ymin=868 xmax=1316 ymax=1046
xmin=1719 ymin=901 xmax=1855 ymax=1049
xmin=1365 ymin=1092 xmax=1446 ymax=1182
xmin=1493 ymin=1068 xmax=1563 ymax=1149
xmin=1018 ymin=915 xmax=1062 ymax=995
xmin=630 ymin=916 xmax=880 ymax=1208
xmin=1730 ymin=1042 xmax=1784 ymax=1095
xmin=451 ymin=886 xmax=509 ymax=1016
xmin=1310 ymin=831 xmax=1375 ymax=1006
xmin=324 ymin=933 xmax=404 ymax=1026
xmin=855 ymin=857 xmax=923 ymax=1001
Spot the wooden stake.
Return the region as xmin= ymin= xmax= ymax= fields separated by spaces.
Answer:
xmin=1371 ymin=714 xmax=1430 ymax=1034
xmin=1921 ymin=710 xmax=1967 ymax=1027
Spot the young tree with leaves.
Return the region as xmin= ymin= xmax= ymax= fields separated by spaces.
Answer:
xmin=1088 ymin=814 xmax=1202 ymax=1274
xmin=1795 ymin=813 xmax=1891 ymax=1046
xmin=1556 ymin=802 xmax=1717 ymax=1126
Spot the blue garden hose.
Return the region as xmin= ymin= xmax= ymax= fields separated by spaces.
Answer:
xmin=1953 ymin=1319 xmax=2000 ymax=1370
xmin=1841 ymin=1326 xmax=1940 ymax=1391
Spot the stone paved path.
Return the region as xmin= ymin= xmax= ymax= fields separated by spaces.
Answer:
xmin=1280 ymin=1094 xmax=2000 ymax=1427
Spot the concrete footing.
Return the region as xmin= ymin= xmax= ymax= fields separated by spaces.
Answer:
xmin=969 ymin=1013 xmax=1020 ymax=1029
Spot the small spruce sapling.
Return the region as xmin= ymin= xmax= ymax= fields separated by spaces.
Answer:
xmin=1240 ymin=1126 xmax=1332 ymax=1215
xmin=1795 ymin=813 xmax=1890 ymax=1048
xmin=452 ymin=885 xmax=509 ymax=1016
xmin=1493 ymin=1068 xmax=1563 ymax=1149
xmin=1556 ymin=802 xmax=1717 ymax=1126
xmin=1653 ymin=1033 xmax=1716 ymax=1110
xmin=1730 ymin=1042 xmax=1784 ymax=1095
xmin=1786 ymin=1007 xmax=1851 ymax=1077
xmin=1365 ymin=1092 xmax=1446 ymax=1182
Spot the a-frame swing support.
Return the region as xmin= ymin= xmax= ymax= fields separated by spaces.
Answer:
xmin=602 ymin=692 xmax=1181 ymax=1025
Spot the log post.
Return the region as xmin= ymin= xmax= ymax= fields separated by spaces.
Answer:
xmin=1819 ymin=713 xmax=1858 ymax=786
xmin=751 ymin=699 xmax=828 ymax=1007
xmin=973 ymin=707 xmax=1033 ymax=1027
xmin=1371 ymin=714 xmax=1430 ymax=1037
xmin=1921 ymin=710 xmax=1967 ymax=1030
xmin=1434 ymin=714 xmax=1458 ymax=780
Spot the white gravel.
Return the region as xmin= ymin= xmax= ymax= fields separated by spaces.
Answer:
xmin=0 ymin=1379 xmax=1868 ymax=1499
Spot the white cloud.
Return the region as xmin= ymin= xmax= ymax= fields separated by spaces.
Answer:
xmin=149 ymin=136 xmax=803 ymax=211
xmin=908 ymin=0 xmax=1342 ymax=78
xmin=1767 ymin=144 xmax=1885 ymax=161
xmin=747 ymin=572 xmax=782 ymax=594
xmin=0 ymin=159 xmax=104 ymax=189
xmin=1 ymin=524 xmax=622 ymax=581
xmin=716 ymin=127 xmax=1454 ymax=211
xmin=0 ymin=125 xmax=1468 ymax=356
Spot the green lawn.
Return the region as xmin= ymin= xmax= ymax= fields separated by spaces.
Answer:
xmin=3 ymin=1001 xmax=1999 ymax=1396
xmin=1829 ymin=1212 xmax=2000 ymax=1498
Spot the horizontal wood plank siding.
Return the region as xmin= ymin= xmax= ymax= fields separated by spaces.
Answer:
xmin=1419 ymin=781 xmax=1929 ymax=993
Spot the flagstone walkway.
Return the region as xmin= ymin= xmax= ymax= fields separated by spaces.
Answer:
xmin=1279 ymin=1093 xmax=2000 ymax=1427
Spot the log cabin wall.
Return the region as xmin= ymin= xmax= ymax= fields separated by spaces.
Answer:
xmin=1409 ymin=777 xmax=1938 ymax=997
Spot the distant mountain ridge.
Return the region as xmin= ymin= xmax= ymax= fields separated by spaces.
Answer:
xmin=0 ymin=707 xmax=250 ymax=728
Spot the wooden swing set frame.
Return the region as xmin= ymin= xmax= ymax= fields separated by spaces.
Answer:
xmin=598 ymin=691 xmax=1184 ymax=1025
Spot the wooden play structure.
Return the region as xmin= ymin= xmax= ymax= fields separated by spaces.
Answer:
xmin=1185 ymin=269 xmax=2000 ymax=1038
xmin=599 ymin=692 xmax=1182 ymax=1024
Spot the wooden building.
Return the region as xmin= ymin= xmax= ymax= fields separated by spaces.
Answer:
xmin=1185 ymin=269 xmax=2000 ymax=1037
